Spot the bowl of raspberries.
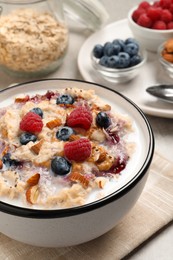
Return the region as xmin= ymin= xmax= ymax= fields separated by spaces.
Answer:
xmin=128 ymin=0 xmax=173 ymax=52
xmin=91 ymin=37 xmax=147 ymax=83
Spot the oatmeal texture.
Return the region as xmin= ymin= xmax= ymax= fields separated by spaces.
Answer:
xmin=0 ymin=88 xmax=134 ymax=209
xmin=0 ymin=9 xmax=68 ymax=72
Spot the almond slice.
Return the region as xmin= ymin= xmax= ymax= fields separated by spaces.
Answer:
xmin=68 ymin=134 xmax=80 ymax=141
xmin=69 ymin=172 xmax=89 ymax=188
xmin=15 ymin=95 xmax=30 ymax=103
xmin=1 ymin=145 xmax=9 ymax=156
xmin=98 ymin=180 xmax=103 ymax=189
xmin=0 ymin=160 xmax=3 ymax=169
xmin=59 ymin=104 xmax=75 ymax=108
xmin=46 ymin=118 xmax=61 ymax=129
xmin=96 ymin=155 xmax=114 ymax=171
xmin=96 ymin=151 xmax=107 ymax=163
xmin=27 ymin=173 xmax=40 ymax=186
xmin=26 ymin=185 xmax=39 ymax=204
xmin=30 ymin=139 xmax=44 ymax=155
xmin=1 ymin=129 xmax=8 ymax=138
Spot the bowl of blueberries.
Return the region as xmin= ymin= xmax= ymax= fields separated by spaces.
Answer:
xmin=91 ymin=37 xmax=147 ymax=83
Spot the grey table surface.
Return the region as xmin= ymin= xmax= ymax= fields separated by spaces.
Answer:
xmin=0 ymin=0 xmax=173 ymax=259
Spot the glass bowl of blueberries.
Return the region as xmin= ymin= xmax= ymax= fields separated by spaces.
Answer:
xmin=91 ymin=37 xmax=147 ymax=83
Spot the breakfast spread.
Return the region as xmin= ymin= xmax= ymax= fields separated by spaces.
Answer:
xmin=132 ymin=0 xmax=173 ymax=29
xmin=0 ymin=9 xmax=68 ymax=73
xmin=92 ymin=37 xmax=142 ymax=69
xmin=0 ymin=88 xmax=135 ymax=209
xmin=161 ymin=38 xmax=173 ymax=62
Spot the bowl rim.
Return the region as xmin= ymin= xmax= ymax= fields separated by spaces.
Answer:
xmin=128 ymin=5 xmax=173 ymax=34
xmin=0 ymin=78 xmax=155 ymax=219
xmin=91 ymin=47 xmax=147 ymax=73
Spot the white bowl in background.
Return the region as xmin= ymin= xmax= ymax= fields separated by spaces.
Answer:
xmin=128 ymin=6 xmax=173 ymax=52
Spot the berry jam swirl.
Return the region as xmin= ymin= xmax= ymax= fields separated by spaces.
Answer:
xmin=0 ymin=88 xmax=135 ymax=209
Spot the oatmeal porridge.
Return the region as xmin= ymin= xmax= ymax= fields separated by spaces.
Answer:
xmin=0 ymin=87 xmax=135 ymax=209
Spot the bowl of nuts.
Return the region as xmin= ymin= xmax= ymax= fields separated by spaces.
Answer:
xmin=128 ymin=0 xmax=173 ymax=52
xmin=91 ymin=37 xmax=147 ymax=83
xmin=158 ymin=38 xmax=173 ymax=77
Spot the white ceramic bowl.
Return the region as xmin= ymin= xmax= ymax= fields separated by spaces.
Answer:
xmin=128 ymin=6 xmax=173 ymax=52
xmin=91 ymin=48 xmax=147 ymax=83
xmin=0 ymin=79 xmax=154 ymax=247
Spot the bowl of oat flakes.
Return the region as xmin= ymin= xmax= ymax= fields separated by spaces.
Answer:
xmin=0 ymin=1 xmax=68 ymax=77
xmin=0 ymin=79 xmax=154 ymax=247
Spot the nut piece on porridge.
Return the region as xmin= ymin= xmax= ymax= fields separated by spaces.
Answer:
xmin=0 ymin=88 xmax=135 ymax=209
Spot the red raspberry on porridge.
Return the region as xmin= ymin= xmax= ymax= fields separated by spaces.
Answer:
xmin=66 ymin=106 xmax=93 ymax=130
xmin=64 ymin=138 xmax=92 ymax=162
xmin=20 ymin=111 xmax=43 ymax=133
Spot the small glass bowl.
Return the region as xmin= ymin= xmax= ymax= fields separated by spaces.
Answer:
xmin=91 ymin=49 xmax=147 ymax=83
xmin=158 ymin=43 xmax=173 ymax=78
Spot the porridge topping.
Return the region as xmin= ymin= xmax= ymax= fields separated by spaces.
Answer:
xmin=0 ymin=88 xmax=135 ymax=209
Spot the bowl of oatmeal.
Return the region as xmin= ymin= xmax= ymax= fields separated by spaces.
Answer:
xmin=0 ymin=79 xmax=154 ymax=247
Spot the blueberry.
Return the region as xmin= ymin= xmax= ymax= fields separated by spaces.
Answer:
xmin=103 ymin=42 xmax=120 ymax=56
xmin=103 ymin=42 xmax=112 ymax=56
xmin=107 ymin=55 xmax=120 ymax=68
xmin=30 ymin=107 xmax=43 ymax=118
xmin=130 ymin=55 xmax=142 ymax=66
xmin=125 ymin=38 xmax=139 ymax=47
xmin=112 ymin=44 xmax=121 ymax=54
xmin=20 ymin=132 xmax=37 ymax=145
xmin=93 ymin=44 xmax=104 ymax=58
xmin=117 ymin=52 xmax=130 ymax=68
xmin=123 ymin=43 xmax=139 ymax=57
xmin=2 ymin=153 xmax=21 ymax=168
xmin=112 ymin=39 xmax=125 ymax=51
xmin=99 ymin=55 xmax=109 ymax=67
xmin=56 ymin=127 xmax=75 ymax=141
xmin=51 ymin=156 xmax=71 ymax=176
xmin=56 ymin=94 xmax=74 ymax=105
xmin=96 ymin=112 xmax=111 ymax=128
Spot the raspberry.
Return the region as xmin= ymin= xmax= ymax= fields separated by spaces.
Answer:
xmin=153 ymin=1 xmax=161 ymax=8
xmin=167 ymin=21 xmax=173 ymax=28
xmin=160 ymin=0 xmax=172 ymax=9
xmin=169 ymin=4 xmax=173 ymax=14
xmin=66 ymin=106 xmax=92 ymax=130
xmin=139 ymin=1 xmax=151 ymax=9
xmin=152 ymin=20 xmax=167 ymax=29
xmin=132 ymin=8 xmax=145 ymax=22
xmin=64 ymin=138 xmax=91 ymax=162
xmin=20 ymin=112 xmax=43 ymax=133
xmin=147 ymin=7 xmax=162 ymax=21
xmin=137 ymin=13 xmax=152 ymax=28
xmin=161 ymin=9 xmax=173 ymax=22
